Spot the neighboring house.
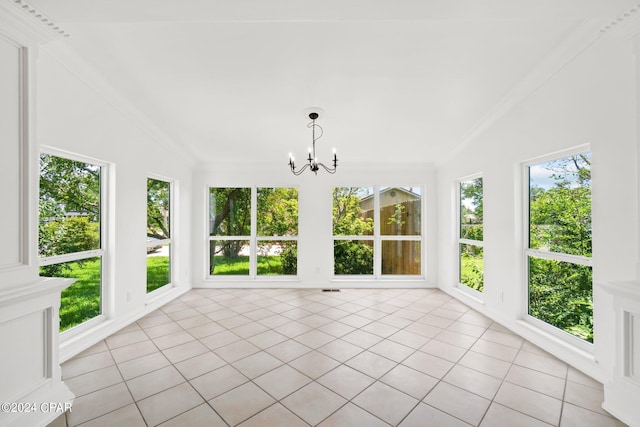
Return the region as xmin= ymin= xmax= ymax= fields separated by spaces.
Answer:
xmin=359 ymin=187 xmax=420 ymax=211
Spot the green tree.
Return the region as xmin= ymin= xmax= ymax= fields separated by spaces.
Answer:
xmin=147 ymin=178 xmax=170 ymax=239
xmin=333 ymin=188 xmax=374 ymax=274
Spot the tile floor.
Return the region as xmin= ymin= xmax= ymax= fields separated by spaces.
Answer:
xmin=48 ymin=288 xmax=627 ymax=427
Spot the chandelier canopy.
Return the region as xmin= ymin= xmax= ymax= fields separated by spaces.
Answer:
xmin=288 ymin=112 xmax=338 ymax=175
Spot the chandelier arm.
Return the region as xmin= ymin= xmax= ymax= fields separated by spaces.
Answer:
xmin=318 ymin=162 xmax=337 ymax=174
xmin=290 ymin=163 xmax=312 ymax=176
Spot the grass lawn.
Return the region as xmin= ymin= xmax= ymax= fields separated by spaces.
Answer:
xmin=147 ymin=256 xmax=170 ymax=293
xmin=211 ymin=255 xmax=290 ymax=275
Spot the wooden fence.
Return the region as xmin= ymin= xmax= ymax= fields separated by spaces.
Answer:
xmin=361 ymin=199 xmax=421 ymax=274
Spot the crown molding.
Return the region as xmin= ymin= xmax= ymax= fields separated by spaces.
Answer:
xmin=437 ymin=19 xmax=604 ymax=167
xmin=0 ymin=0 xmax=68 ymax=45
xmin=599 ymin=3 xmax=640 ymax=39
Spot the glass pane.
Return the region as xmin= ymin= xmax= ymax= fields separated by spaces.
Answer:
xmin=529 ymin=153 xmax=591 ymax=256
xmin=460 ymin=178 xmax=483 ymax=240
xmin=381 ymin=240 xmax=421 ymax=274
xmin=40 ymin=257 xmax=102 ymax=332
xmin=39 ymin=154 xmax=101 ymax=257
xmin=147 ymin=178 xmax=170 ymax=239
xmin=210 ymin=240 xmax=250 ymax=275
xmin=147 ymin=243 xmax=170 ymax=292
xmin=257 ymin=241 xmax=297 ymax=275
xmin=257 ymin=188 xmax=298 ymax=236
xmin=209 ymin=188 xmax=251 ymax=236
xmin=334 ymin=240 xmax=373 ymax=275
xmin=380 ymin=187 xmax=421 ymax=235
xmin=460 ymin=243 xmax=484 ymax=292
xmin=528 ymin=256 xmax=593 ymax=342
xmin=332 ymin=187 xmax=374 ymax=236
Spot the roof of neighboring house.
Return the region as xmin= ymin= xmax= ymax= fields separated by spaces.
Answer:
xmin=359 ymin=187 xmax=420 ymax=203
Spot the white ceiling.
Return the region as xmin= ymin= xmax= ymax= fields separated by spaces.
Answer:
xmin=30 ymin=0 xmax=636 ymax=165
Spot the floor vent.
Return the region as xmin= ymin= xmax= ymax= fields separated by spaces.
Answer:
xmin=321 ymin=289 xmax=341 ymax=292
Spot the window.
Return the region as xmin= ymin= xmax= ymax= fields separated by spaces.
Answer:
xmin=38 ymin=152 xmax=105 ymax=332
xmin=147 ymin=177 xmax=173 ymax=293
xmin=333 ymin=186 xmax=422 ymax=277
xmin=526 ymin=151 xmax=592 ymax=343
xmin=458 ymin=176 xmax=484 ymax=292
xmin=208 ymin=187 xmax=298 ymax=277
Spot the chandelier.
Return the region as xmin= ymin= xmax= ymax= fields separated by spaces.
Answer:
xmin=288 ymin=112 xmax=338 ymax=175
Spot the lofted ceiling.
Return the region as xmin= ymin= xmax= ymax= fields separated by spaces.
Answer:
xmin=29 ymin=0 xmax=636 ymax=165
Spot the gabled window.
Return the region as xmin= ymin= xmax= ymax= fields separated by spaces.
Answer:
xmin=333 ymin=186 xmax=422 ymax=277
xmin=38 ymin=151 xmax=106 ymax=332
xmin=525 ymin=150 xmax=592 ymax=344
xmin=208 ymin=187 xmax=298 ymax=277
xmin=458 ymin=176 xmax=484 ymax=292
xmin=147 ymin=177 xmax=173 ymax=293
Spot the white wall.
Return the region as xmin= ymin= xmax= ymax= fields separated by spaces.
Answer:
xmin=437 ymin=32 xmax=638 ymax=383
xmin=192 ymin=162 xmax=437 ymax=289
xmin=36 ymin=45 xmax=195 ymax=360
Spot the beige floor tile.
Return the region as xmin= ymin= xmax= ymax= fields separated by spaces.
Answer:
xmin=152 ymin=330 xmax=196 ymax=351
xmin=317 ymin=365 xmax=375 ymax=399
xmin=161 ymin=339 xmax=208 ymax=364
xmin=339 ymin=314 xmax=373 ymax=328
xmin=232 ymin=351 xmax=283 ymax=379
xmin=238 ymin=403 xmax=309 ymax=427
xmin=274 ymin=321 xmax=313 ymax=338
xmin=402 ymin=350 xmax=454 ymax=379
xmin=254 ymin=364 xmax=312 ymax=400
xmin=72 ymin=340 xmax=108 ymax=359
xmin=76 ymin=404 xmax=145 ymax=427
xmin=257 ymin=314 xmax=291 ymax=328
xmin=399 ymin=402 xmax=471 ymax=427
xmin=379 ymin=314 xmax=413 ymax=328
xmin=185 ymin=321 xmax=226 ymax=339
xmin=64 ymin=365 xmax=123 ymax=397
xmin=470 ymin=338 xmax=519 ymax=362
xmin=293 ymin=330 xmax=336 ymax=349
xmin=360 ymin=321 xmax=400 ymax=338
xmin=318 ymin=402 xmax=389 ymax=427
xmin=560 ymin=403 xmax=627 ymax=427
xmin=281 ymin=382 xmax=347 ymax=426
xmin=231 ymin=322 xmax=270 ymax=339
xmin=47 ymin=412 xmax=67 ymax=427
xmin=246 ymin=330 xmax=288 ymax=349
xmin=137 ymin=313 xmax=173 ymax=329
xmin=480 ymin=403 xmax=551 ymax=427
xmin=265 ymin=339 xmax=312 ymax=362
xmin=117 ymin=352 xmax=171 ymax=380
xmin=110 ymin=340 xmax=158 ymax=364
xmin=62 ymin=351 xmax=115 ymax=380
xmin=316 ymin=339 xmax=363 ymax=363
xmin=199 ymin=330 xmax=242 ymax=350
xmin=217 ymin=314 xmax=252 ymax=329
xmin=143 ymin=321 xmax=184 ymax=339
xmin=190 ymin=365 xmax=248 ymax=400
xmin=514 ymin=349 xmax=568 ymax=378
xmin=481 ymin=329 xmax=524 ymax=348
xmin=447 ymin=321 xmax=488 ymax=338
xmin=126 ymin=365 xmax=185 ymax=401
xmin=566 ymin=367 xmax=603 ymax=390
xmin=434 ymin=330 xmax=478 ymax=349
xmin=167 ymin=308 xmax=200 ymax=321
xmin=403 ymin=322 xmax=445 ymax=338
xmin=418 ymin=314 xmax=456 ymax=329
xmin=443 ymin=364 xmax=502 ymax=399
xmin=494 ymin=382 xmax=562 ymax=425
xmin=505 ymin=364 xmax=565 ymax=399
xmin=176 ymin=314 xmax=211 ymax=329
xmin=215 ymin=340 xmax=261 ymax=363
xmin=174 ymin=351 xmax=227 ymax=379
xmin=317 ymin=321 xmax=357 ymax=338
xmin=290 ymin=350 xmax=341 ymax=378
xmin=105 ymin=330 xmax=148 ymax=350
xmin=369 ymin=338 xmax=415 ymax=362
xmin=380 ymin=364 xmax=438 ymax=400
xmin=341 ymin=329 xmax=384 ymax=349
xmin=209 ymin=382 xmax=276 ymax=426
xmin=424 ymin=382 xmax=490 ymax=426
xmin=458 ymin=351 xmax=511 ymax=379
xmin=298 ymin=314 xmax=334 ymax=328
xmin=318 ymin=307 xmax=350 ymax=320
xmin=346 ymin=351 xmax=398 ymax=379
xmin=243 ymin=308 xmax=275 ymax=321
xmin=420 ymin=339 xmax=467 ymax=362
xmin=66 ymin=382 xmax=133 ymax=426
xmin=353 ymin=381 xmax=418 ymax=425
xmin=137 ymin=382 xmax=204 ymax=426
xmin=564 ymin=381 xmax=608 ymax=415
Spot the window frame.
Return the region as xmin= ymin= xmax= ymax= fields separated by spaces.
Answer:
xmin=522 ymin=145 xmax=593 ymax=351
xmin=146 ymin=175 xmax=174 ymax=294
xmin=457 ymin=174 xmax=484 ymax=295
xmin=206 ymin=186 xmax=299 ymax=280
xmin=332 ymin=185 xmax=424 ymax=279
xmin=38 ymin=147 xmax=109 ymax=336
